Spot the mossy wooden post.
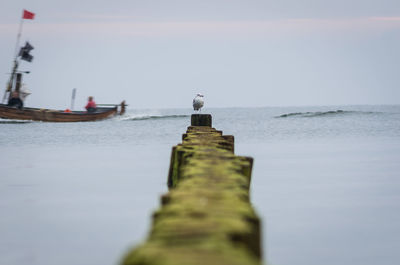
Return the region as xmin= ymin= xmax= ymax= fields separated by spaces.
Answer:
xmin=122 ymin=115 xmax=262 ymax=265
xmin=191 ymin=114 xmax=212 ymax=127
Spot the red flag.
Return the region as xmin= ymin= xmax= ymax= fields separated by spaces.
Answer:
xmin=22 ymin=9 xmax=35 ymax=20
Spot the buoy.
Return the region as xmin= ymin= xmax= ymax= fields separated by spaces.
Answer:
xmin=64 ymin=108 xmax=71 ymax=113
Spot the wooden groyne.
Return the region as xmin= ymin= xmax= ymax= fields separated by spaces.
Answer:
xmin=122 ymin=114 xmax=262 ymax=265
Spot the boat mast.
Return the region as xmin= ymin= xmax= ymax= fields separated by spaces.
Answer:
xmin=2 ymin=9 xmax=32 ymax=103
xmin=2 ymin=60 xmax=19 ymax=103
xmin=14 ymin=11 xmax=25 ymax=62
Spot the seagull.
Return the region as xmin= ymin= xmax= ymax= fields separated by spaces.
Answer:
xmin=193 ymin=93 xmax=204 ymax=112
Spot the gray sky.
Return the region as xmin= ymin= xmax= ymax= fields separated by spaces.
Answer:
xmin=1 ymin=0 xmax=399 ymax=109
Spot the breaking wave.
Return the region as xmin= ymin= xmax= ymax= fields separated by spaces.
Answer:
xmin=275 ymin=110 xmax=376 ymax=118
xmin=120 ymin=114 xmax=190 ymax=121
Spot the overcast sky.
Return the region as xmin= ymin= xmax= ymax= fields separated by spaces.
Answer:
xmin=1 ymin=0 xmax=399 ymax=109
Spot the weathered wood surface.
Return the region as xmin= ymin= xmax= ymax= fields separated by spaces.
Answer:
xmin=191 ymin=113 xmax=212 ymax=127
xmin=122 ymin=114 xmax=262 ymax=265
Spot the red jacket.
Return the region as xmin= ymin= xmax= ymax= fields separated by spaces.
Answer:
xmin=85 ymin=100 xmax=97 ymax=110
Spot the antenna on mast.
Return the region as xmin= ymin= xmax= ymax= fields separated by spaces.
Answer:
xmin=71 ymin=88 xmax=77 ymax=110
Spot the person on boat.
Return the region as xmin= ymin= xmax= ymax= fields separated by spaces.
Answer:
xmin=7 ymin=91 xmax=23 ymax=109
xmin=85 ymin=96 xmax=97 ymax=113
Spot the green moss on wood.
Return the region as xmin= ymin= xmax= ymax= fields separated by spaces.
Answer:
xmin=122 ymin=124 xmax=262 ymax=265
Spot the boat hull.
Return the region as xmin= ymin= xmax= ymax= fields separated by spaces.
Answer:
xmin=0 ymin=104 xmax=118 ymax=122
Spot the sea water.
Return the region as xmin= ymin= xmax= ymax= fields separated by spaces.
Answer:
xmin=0 ymin=105 xmax=399 ymax=265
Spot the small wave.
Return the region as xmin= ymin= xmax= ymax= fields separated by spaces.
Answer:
xmin=0 ymin=119 xmax=32 ymax=124
xmin=121 ymin=114 xmax=190 ymax=121
xmin=276 ymin=110 xmax=361 ymax=118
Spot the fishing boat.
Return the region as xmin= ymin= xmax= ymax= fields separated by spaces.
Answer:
xmin=0 ymin=102 xmax=125 ymax=122
xmin=1 ymin=9 xmax=126 ymax=122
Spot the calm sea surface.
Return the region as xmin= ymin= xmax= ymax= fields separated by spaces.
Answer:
xmin=1 ymin=105 xmax=399 ymax=265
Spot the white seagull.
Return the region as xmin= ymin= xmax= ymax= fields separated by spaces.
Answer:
xmin=193 ymin=93 xmax=204 ymax=112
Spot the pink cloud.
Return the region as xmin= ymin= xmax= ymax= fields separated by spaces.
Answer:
xmin=1 ymin=17 xmax=400 ymax=39
xmin=370 ymin=17 xmax=400 ymax=21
